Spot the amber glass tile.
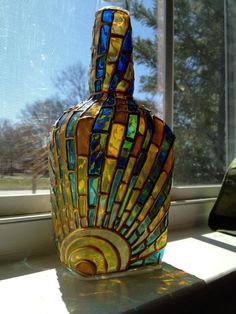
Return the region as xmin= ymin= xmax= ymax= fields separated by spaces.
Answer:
xmin=101 ymin=158 xmax=117 ymax=193
xmin=124 ymin=62 xmax=134 ymax=81
xmin=103 ymin=63 xmax=115 ymax=91
xmin=111 ymin=12 xmax=129 ymax=35
xmin=108 ymin=123 xmax=125 ymax=158
xmin=126 ymin=190 xmax=139 ymax=211
xmin=77 ymin=118 xmax=94 ymax=155
xmin=152 ymin=172 xmax=167 ymax=199
xmin=135 ymin=144 xmax=159 ymax=189
xmin=122 ymin=156 xmax=136 ymax=183
xmin=138 ymin=115 xmax=145 ymax=135
xmin=155 ymin=229 xmax=168 ymax=250
xmin=152 ymin=117 xmax=164 ymax=147
xmin=82 ymin=102 xmax=101 ymax=118
xmin=131 ymin=134 xmax=143 ymax=156
xmin=108 ymin=37 xmax=123 ymax=62
xmin=113 ymin=111 xmax=128 ymax=124
xmin=77 ymin=157 xmax=88 ymax=195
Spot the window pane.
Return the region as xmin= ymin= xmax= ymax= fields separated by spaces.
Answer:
xmin=0 ymin=0 xmax=161 ymax=194
xmin=173 ymin=0 xmax=226 ymax=185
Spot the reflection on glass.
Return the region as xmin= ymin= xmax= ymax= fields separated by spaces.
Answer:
xmin=96 ymin=0 xmax=130 ymax=11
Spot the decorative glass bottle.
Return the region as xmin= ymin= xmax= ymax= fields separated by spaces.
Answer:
xmin=48 ymin=5 xmax=175 ymax=277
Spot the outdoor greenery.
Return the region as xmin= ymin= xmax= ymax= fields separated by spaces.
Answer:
xmin=0 ymin=0 xmax=227 ymax=191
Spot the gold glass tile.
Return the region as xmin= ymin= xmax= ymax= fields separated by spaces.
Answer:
xmin=108 ymin=123 xmax=125 ymax=158
xmin=116 ymin=212 xmax=129 ymax=232
xmin=96 ymin=195 xmax=108 ymax=226
xmin=139 ymin=242 xmax=155 ymax=258
xmin=79 ymin=195 xmax=88 ymax=218
xmin=108 ymin=37 xmax=123 ymax=62
xmin=103 ymin=63 xmax=115 ymax=91
xmin=108 ymin=203 xmax=119 ymax=228
xmin=78 ymin=157 xmax=88 ymax=195
xmin=138 ymin=115 xmax=145 ymax=135
xmin=135 ymin=144 xmax=159 ymax=189
xmin=156 ymin=229 xmax=168 ymax=250
xmin=126 ymin=190 xmax=139 ymax=211
xmin=111 ymin=12 xmax=129 ymax=35
xmin=77 ymin=118 xmax=94 ymax=155
xmin=138 ymin=196 xmax=154 ymax=222
xmin=131 ymin=134 xmax=143 ymax=156
xmin=152 ymin=172 xmax=167 ymax=199
xmin=125 ymin=221 xmax=139 ymax=239
xmin=124 ymin=62 xmax=134 ymax=81
xmin=123 ymin=156 xmax=136 ymax=183
xmin=115 ymin=183 xmax=127 ymax=202
xmin=116 ymin=80 xmax=130 ymax=92
xmin=82 ymin=102 xmax=101 ymax=118
xmin=149 ymin=207 xmax=165 ymax=232
xmin=101 ymin=158 xmax=117 ymax=193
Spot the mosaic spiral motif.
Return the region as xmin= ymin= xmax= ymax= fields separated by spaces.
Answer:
xmin=48 ymin=7 xmax=175 ymax=277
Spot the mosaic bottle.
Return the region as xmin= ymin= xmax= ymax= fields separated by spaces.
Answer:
xmin=48 ymin=7 xmax=175 ymax=277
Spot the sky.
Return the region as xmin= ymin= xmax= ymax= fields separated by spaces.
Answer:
xmin=0 ymin=0 xmax=156 ymax=121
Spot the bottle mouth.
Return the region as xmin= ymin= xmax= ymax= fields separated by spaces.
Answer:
xmin=96 ymin=6 xmax=130 ymax=16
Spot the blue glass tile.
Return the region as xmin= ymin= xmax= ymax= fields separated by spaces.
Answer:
xmin=104 ymin=94 xmax=115 ymax=106
xmin=69 ymin=172 xmax=77 ymax=208
xmin=93 ymin=107 xmax=114 ymax=131
xmin=117 ymin=175 xmax=137 ymax=219
xmin=57 ymin=113 xmax=67 ymax=128
xmin=128 ymin=233 xmax=138 ymax=245
xmin=96 ymin=55 xmax=106 ymax=79
xmin=123 ymin=29 xmax=132 ymax=53
xmin=131 ymin=243 xmax=146 ymax=256
xmin=92 ymin=93 xmax=102 ymax=100
xmin=151 ymin=192 xmax=165 ymax=215
xmin=138 ymin=181 xmax=153 ymax=205
xmin=147 ymin=227 xmax=161 ymax=246
xmin=118 ymin=54 xmax=129 ymax=72
xmin=144 ymin=251 xmax=160 ymax=265
xmin=89 ymin=177 xmax=100 ymax=206
xmin=128 ymin=80 xmax=134 ymax=95
xmin=133 ymin=151 xmax=147 ymax=175
xmin=89 ymin=133 xmax=107 ymax=175
xmin=109 ymin=73 xmax=121 ymax=91
xmin=95 ymin=80 xmax=102 ymax=92
xmin=88 ymin=208 xmax=96 ymax=226
xmin=124 ymin=204 xmax=142 ymax=228
xmin=98 ymin=25 xmax=110 ymax=54
xmin=102 ymin=9 xmax=113 ymax=23
xmin=118 ymin=140 xmax=133 ymax=169
xmin=130 ymin=260 xmax=143 ymax=267
xmin=66 ymin=140 xmax=76 ymax=170
xmin=106 ymin=169 xmax=123 ymax=213
xmin=164 ymin=123 xmax=174 ymax=139
xmin=66 ymin=111 xmax=81 ymax=138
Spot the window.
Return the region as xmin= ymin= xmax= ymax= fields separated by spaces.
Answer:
xmin=0 ymin=0 xmax=235 ymax=217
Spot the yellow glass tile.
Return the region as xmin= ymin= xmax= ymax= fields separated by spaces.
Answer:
xmin=138 ymin=197 xmax=154 ymax=222
xmin=135 ymin=144 xmax=159 ymax=189
xmin=101 ymin=158 xmax=117 ymax=193
xmin=124 ymin=62 xmax=134 ymax=81
xmin=164 ymin=194 xmax=171 ymax=210
xmin=123 ymin=157 xmax=136 ymax=183
xmin=126 ymin=190 xmax=139 ymax=211
xmin=83 ymin=102 xmax=101 ymax=118
xmin=96 ymin=195 xmax=108 ymax=226
xmin=108 ymin=203 xmax=120 ymax=228
xmin=152 ymin=172 xmax=167 ymax=199
xmin=138 ymin=115 xmax=145 ymax=135
xmin=115 ymin=183 xmax=127 ymax=202
xmin=156 ymin=230 xmax=168 ymax=250
xmin=81 ymin=217 xmax=88 ymax=228
xmin=78 ymin=157 xmax=88 ymax=195
xmin=108 ymin=123 xmax=125 ymax=158
xmin=139 ymin=242 xmax=156 ymax=258
xmin=111 ymin=12 xmax=129 ymax=35
xmin=116 ymin=80 xmax=130 ymax=92
xmin=149 ymin=207 xmax=165 ymax=232
xmin=116 ymin=212 xmax=129 ymax=232
xmin=103 ymin=63 xmax=115 ymax=91
xmin=131 ymin=230 xmax=148 ymax=249
xmin=108 ymin=37 xmax=123 ymax=62
xmin=125 ymin=221 xmax=139 ymax=239
xmin=77 ymin=118 xmax=94 ymax=155
xmin=79 ymin=195 xmax=88 ymax=218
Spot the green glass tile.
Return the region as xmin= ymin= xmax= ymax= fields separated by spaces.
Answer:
xmin=131 ymin=243 xmax=146 ymax=256
xmin=126 ymin=114 xmax=138 ymax=139
xmin=69 ymin=172 xmax=77 ymax=208
xmin=89 ymin=177 xmax=100 ymax=206
xmin=89 ymin=208 xmax=96 ymax=226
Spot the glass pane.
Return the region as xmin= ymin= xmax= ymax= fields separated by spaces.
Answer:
xmin=0 ymin=0 xmax=163 ymax=194
xmin=173 ymin=0 xmax=226 ymax=185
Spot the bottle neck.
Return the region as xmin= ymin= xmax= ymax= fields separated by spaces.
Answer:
xmin=89 ymin=7 xmax=134 ymax=97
